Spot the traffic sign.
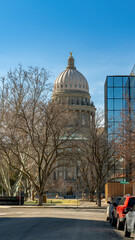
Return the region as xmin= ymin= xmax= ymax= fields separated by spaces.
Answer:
xmin=120 ymin=180 xmax=129 ymax=184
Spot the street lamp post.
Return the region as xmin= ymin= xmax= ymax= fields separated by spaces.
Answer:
xmin=19 ymin=182 xmax=21 ymax=206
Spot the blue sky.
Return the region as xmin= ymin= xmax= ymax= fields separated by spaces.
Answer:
xmin=0 ymin=0 xmax=135 ymax=109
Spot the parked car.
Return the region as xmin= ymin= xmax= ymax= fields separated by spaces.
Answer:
xmin=113 ymin=195 xmax=135 ymax=230
xmin=124 ymin=204 xmax=135 ymax=238
xmin=106 ymin=196 xmax=122 ymax=222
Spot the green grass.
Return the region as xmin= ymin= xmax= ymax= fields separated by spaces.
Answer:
xmin=24 ymin=199 xmax=80 ymax=206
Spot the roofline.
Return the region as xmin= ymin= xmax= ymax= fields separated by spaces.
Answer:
xmin=106 ymin=75 xmax=132 ymax=77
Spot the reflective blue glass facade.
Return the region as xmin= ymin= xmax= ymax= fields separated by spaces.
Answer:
xmin=105 ymin=75 xmax=135 ymax=179
xmin=105 ymin=76 xmax=135 ymax=137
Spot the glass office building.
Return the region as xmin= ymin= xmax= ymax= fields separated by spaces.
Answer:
xmin=105 ymin=75 xmax=135 ymax=180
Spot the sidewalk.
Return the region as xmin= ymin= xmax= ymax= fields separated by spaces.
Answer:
xmin=79 ymin=199 xmax=107 ymax=208
xmin=0 ymin=200 xmax=108 ymax=209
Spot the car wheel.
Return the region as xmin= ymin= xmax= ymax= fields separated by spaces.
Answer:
xmin=109 ymin=216 xmax=112 ymax=223
xmin=117 ymin=216 xmax=122 ymax=230
xmin=111 ymin=216 xmax=116 ymax=227
xmin=124 ymin=220 xmax=131 ymax=237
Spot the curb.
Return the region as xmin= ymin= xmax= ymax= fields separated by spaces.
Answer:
xmin=0 ymin=205 xmax=107 ymax=209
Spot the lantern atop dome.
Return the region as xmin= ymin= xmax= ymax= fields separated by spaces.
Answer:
xmin=66 ymin=52 xmax=76 ymax=70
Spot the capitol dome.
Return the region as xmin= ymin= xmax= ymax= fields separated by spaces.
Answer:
xmin=53 ymin=53 xmax=89 ymax=93
xmin=52 ymin=53 xmax=95 ymax=110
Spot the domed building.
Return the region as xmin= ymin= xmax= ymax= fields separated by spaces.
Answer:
xmin=51 ymin=53 xmax=96 ymax=197
xmin=52 ymin=52 xmax=96 ymax=127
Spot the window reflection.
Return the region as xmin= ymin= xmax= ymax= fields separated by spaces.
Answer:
xmin=107 ymin=77 xmax=113 ymax=87
xmin=108 ymin=126 xmax=115 ymax=135
xmin=130 ymin=88 xmax=135 ymax=98
xmin=107 ymin=88 xmax=113 ymax=98
xmin=125 ymin=99 xmax=130 ymax=111
xmin=108 ymin=99 xmax=113 ymax=110
xmin=114 ymin=88 xmax=123 ymax=98
xmin=130 ymin=99 xmax=135 ymax=111
xmin=108 ymin=111 xmax=114 ymax=122
xmin=130 ymin=77 xmax=135 ymax=87
xmin=123 ymin=77 xmax=129 ymax=87
xmin=115 ymin=122 xmax=121 ymax=130
xmin=114 ymin=111 xmax=122 ymax=122
xmin=123 ymin=87 xmax=129 ymax=99
xmin=114 ymin=77 xmax=122 ymax=87
xmin=114 ymin=99 xmax=122 ymax=110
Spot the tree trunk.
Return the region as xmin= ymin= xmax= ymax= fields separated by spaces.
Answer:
xmin=31 ymin=189 xmax=35 ymax=201
xmin=97 ymin=188 xmax=101 ymax=207
xmin=38 ymin=193 xmax=43 ymax=206
xmin=90 ymin=191 xmax=94 ymax=202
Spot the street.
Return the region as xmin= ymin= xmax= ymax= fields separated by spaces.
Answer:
xmin=0 ymin=207 xmax=132 ymax=240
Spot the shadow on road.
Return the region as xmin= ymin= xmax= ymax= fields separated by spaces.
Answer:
xmin=0 ymin=217 xmax=125 ymax=240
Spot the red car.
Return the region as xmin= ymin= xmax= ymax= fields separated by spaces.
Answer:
xmin=114 ymin=195 xmax=135 ymax=230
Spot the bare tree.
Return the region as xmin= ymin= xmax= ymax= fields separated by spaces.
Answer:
xmin=0 ymin=159 xmax=24 ymax=196
xmin=78 ymin=110 xmax=119 ymax=206
xmin=0 ymin=65 xmax=75 ymax=205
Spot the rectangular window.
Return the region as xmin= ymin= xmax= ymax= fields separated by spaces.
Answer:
xmin=114 ymin=88 xmax=123 ymax=98
xmin=114 ymin=111 xmax=122 ymax=122
xmin=130 ymin=99 xmax=135 ymax=111
xmin=114 ymin=77 xmax=122 ymax=87
xmin=107 ymin=88 xmax=113 ymax=98
xmin=130 ymin=77 xmax=135 ymax=87
xmin=123 ymin=77 xmax=129 ymax=88
xmin=114 ymin=99 xmax=122 ymax=110
xmin=130 ymin=88 xmax=135 ymax=98
xmin=54 ymin=172 xmax=56 ymax=180
xmin=115 ymin=122 xmax=121 ymax=130
xmin=107 ymin=77 xmax=113 ymax=87
xmin=59 ymin=172 xmax=62 ymax=177
xmin=108 ymin=111 xmax=114 ymax=122
xmin=108 ymin=99 xmax=113 ymax=110
xmin=108 ymin=124 xmax=115 ymax=135
xmin=118 ymin=197 xmax=126 ymax=205
xmin=122 ymin=87 xmax=129 ymax=99
xmin=128 ymin=198 xmax=135 ymax=207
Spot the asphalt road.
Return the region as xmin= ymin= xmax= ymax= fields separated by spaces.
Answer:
xmin=0 ymin=207 xmax=131 ymax=240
